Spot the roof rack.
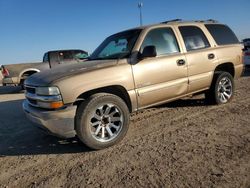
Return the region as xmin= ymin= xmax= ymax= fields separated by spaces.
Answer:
xmin=161 ymin=19 xmax=182 ymax=24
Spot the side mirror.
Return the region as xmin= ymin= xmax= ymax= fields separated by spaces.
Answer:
xmin=141 ymin=45 xmax=157 ymax=58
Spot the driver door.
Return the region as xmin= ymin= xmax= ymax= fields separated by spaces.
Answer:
xmin=132 ymin=27 xmax=188 ymax=109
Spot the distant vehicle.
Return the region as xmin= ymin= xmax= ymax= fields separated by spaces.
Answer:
xmin=1 ymin=49 xmax=88 ymax=87
xmin=243 ymin=38 xmax=250 ymax=49
xmin=0 ymin=65 xmax=3 ymax=85
xmin=244 ymin=49 xmax=250 ymax=66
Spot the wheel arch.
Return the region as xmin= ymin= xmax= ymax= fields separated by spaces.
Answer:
xmin=19 ymin=68 xmax=40 ymax=81
xmin=214 ymin=62 xmax=235 ymax=77
xmin=73 ymin=85 xmax=132 ymax=113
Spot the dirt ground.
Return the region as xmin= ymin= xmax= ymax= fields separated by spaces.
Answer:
xmin=0 ymin=69 xmax=250 ymax=188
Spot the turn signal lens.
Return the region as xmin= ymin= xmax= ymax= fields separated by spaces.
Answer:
xmin=50 ymin=101 xmax=64 ymax=109
xmin=36 ymin=101 xmax=64 ymax=109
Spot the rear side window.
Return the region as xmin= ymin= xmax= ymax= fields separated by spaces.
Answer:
xmin=141 ymin=27 xmax=180 ymax=56
xmin=179 ymin=26 xmax=210 ymax=51
xmin=205 ymin=24 xmax=239 ymax=45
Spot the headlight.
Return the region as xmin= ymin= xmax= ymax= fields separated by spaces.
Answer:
xmin=25 ymin=86 xmax=64 ymax=109
xmin=36 ymin=87 xmax=60 ymax=96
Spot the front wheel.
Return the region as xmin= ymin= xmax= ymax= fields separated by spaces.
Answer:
xmin=76 ymin=93 xmax=130 ymax=150
xmin=205 ymin=72 xmax=234 ymax=105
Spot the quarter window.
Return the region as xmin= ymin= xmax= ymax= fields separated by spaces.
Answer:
xmin=141 ymin=28 xmax=180 ymax=56
xmin=179 ymin=26 xmax=210 ymax=51
xmin=205 ymin=24 xmax=239 ymax=45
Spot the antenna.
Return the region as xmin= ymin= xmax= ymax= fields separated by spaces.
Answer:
xmin=138 ymin=2 xmax=143 ymax=26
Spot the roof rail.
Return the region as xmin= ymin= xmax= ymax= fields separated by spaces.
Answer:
xmin=195 ymin=19 xmax=219 ymax=23
xmin=206 ymin=19 xmax=218 ymax=23
xmin=161 ymin=19 xmax=182 ymax=24
xmin=161 ymin=19 xmax=219 ymax=24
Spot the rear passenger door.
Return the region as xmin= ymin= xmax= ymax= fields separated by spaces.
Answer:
xmin=178 ymin=26 xmax=217 ymax=93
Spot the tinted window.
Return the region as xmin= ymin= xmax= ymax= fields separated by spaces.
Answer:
xmin=205 ymin=24 xmax=239 ymax=45
xmin=141 ymin=28 xmax=180 ymax=56
xmin=243 ymin=39 xmax=250 ymax=42
xmin=179 ymin=26 xmax=210 ymax=51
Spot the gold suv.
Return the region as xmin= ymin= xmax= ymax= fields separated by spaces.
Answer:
xmin=23 ymin=19 xmax=244 ymax=149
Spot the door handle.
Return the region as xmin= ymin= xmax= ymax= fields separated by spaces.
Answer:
xmin=208 ymin=53 xmax=215 ymax=60
xmin=177 ymin=59 xmax=186 ymax=66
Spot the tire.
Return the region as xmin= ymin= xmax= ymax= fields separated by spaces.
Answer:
xmin=75 ymin=93 xmax=130 ymax=150
xmin=19 ymin=79 xmax=25 ymax=90
xmin=205 ymin=71 xmax=234 ymax=105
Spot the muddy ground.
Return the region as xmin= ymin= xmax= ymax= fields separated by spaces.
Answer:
xmin=0 ymin=69 xmax=250 ymax=188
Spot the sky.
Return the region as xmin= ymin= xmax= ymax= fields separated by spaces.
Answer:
xmin=0 ymin=0 xmax=249 ymax=64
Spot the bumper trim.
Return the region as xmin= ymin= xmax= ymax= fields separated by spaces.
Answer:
xmin=23 ymin=100 xmax=77 ymax=138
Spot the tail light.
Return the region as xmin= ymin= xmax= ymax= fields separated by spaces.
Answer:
xmin=1 ymin=66 xmax=9 ymax=77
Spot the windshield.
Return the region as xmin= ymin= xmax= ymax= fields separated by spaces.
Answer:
xmin=89 ymin=29 xmax=141 ymax=60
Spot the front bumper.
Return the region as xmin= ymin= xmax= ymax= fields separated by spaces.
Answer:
xmin=23 ymin=100 xmax=77 ymax=138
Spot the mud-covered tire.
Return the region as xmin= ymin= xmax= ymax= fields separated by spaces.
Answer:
xmin=75 ymin=93 xmax=130 ymax=150
xmin=205 ymin=71 xmax=234 ymax=105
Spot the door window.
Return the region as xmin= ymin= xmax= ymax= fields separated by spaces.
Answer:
xmin=179 ymin=26 xmax=210 ymax=51
xmin=141 ymin=28 xmax=180 ymax=56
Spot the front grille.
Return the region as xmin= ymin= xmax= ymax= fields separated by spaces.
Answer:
xmin=25 ymin=85 xmax=37 ymax=107
xmin=25 ymin=86 xmax=36 ymax=94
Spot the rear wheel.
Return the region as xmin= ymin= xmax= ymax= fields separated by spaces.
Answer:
xmin=76 ymin=93 xmax=130 ymax=150
xmin=205 ymin=71 xmax=234 ymax=104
